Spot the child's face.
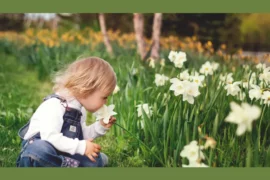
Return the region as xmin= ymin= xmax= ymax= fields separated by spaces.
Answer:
xmin=77 ymin=90 xmax=110 ymax=113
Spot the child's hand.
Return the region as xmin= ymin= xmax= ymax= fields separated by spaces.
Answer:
xmin=84 ymin=139 xmax=101 ymax=162
xmin=100 ymin=116 xmax=116 ymax=128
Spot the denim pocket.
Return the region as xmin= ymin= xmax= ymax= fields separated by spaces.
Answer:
xmin=61 ymin=119 xmax=81 ymax=139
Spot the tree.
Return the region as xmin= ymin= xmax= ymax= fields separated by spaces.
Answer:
xmin=150 ymin=13 xmax=162 ymax=60
xmin=133 ymin=13 xmax=146 ymax=60
xmin=99 ymin=13 xmax=114 ymax=57
xmin=0 ymin=13 xmax=24 ymax=31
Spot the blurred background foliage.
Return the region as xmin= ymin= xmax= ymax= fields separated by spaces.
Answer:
xmin=1 ymin=13 xmax=270 ymax=53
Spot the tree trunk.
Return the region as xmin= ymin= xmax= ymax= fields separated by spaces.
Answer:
xmin=133 ymin=13 xmax=146 ymax=60
xmin=37 ymin=18 xmax=45 ymax=29
xmin=50 ymin=16 xmax=60 ymax=30
xmin=150 ymin=13 xmax=162 ymax=60
xmin=99 ymin=13 xmax=114 ymax=57
xmin=74 ymin=14 xmax=81 ymax=30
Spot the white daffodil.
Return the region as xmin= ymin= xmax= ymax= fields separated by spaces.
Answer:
xmin=211 ymin=62 xmax=219 ymax=71
xmin=180 ymin=140 xmax=205 ymax=162
xmin=168 ymin=50 xmax=178 ymax=62
xmin=154 ymin=74 xmax=169 ymax=86
xmin=220 ymin=73 xmax=234 ymax=84
xmin=169 ymin=78 xmax=185 ymax=96
xmin=199 ymin=61 xmax=214 ymax=76
xmin=179 ymin=70 xmax=190 ymax=81
xmin=191 ymin=72 xmax=205 ymax=87
xmin=93 ymin=104 xmax=117 ymax=124
xmin=182 ymin=161 xmax=209 ymax=168
xmin=256 ymin=63 xmax=266 ymax=71
xmin=218 ymin=73 xmax=232 ymax=89
xmin=113 ymin=85 xmax=120 ymax=94
xmin=249 ymin=85 xmax=262 ymax=100
xmin=224 ymin=81 xmax=241 ymax=96
xmin=170 ymin=79 xmax=200 ymax=104
xmin=160 ymin=58 xmax=165 ymax=67
xmin=249 ymin=72 xmax=257 ymax=85
xmin=137 ymin=103 xmax=152 ymax=118
xmin=259 ymin=67 xmax=270 ymax=84
xmin=173 ymin=51 xmax=187 ymax=68
xmin=261 ymin=91 xmax=270 ymax=106
xmin=225 ymin=102 xmax=261 ymax=136
xmin=149 ymin=58 xmax=155 ymax=68
xmin=182 ymin=81 xmax=200 ymax=104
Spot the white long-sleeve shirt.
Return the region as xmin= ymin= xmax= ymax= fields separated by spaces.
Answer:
xmin=23 ymin=95 xmax=109 ymax=156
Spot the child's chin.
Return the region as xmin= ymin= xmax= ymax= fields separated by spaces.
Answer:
xmin=84 ymin=108 xmax=94 ymax=113
xmin=88 ymin=108 xmax=98 ymax=113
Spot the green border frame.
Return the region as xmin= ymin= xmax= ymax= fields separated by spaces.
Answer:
xmin=0 ymin=0 xmax=270 ymax=13
xmin=1 ymin=168 xmax=270 ymax=179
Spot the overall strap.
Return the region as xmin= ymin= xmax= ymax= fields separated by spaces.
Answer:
xmin=44 ymin=94 xmax=71 ymax=109
xmin=43 ymin=94 xmax=82 ymax=113
xmin=43 ymin=94 xmax=66 ymax=103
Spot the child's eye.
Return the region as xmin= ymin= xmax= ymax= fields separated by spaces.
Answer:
xmin=103 ymin=97 xmax=108 ymax=100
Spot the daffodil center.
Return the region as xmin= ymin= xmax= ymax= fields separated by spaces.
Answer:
xmin=190 ymin=151 xmax=196 ymax=157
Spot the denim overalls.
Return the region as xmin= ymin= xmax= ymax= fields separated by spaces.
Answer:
xmin=16 ymin=94 xmax=106 ymax=167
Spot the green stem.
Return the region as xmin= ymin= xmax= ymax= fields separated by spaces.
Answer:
xmin=245 ymin=132 xmax=252 ymax=167
xmin=258 ymin=105 xmax=266 ymax=151
xmin=114 ymin=122 xmax=165 ymax=166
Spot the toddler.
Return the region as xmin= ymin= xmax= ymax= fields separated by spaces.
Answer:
xmin=16 ymin=57 xmax=117 ymax=167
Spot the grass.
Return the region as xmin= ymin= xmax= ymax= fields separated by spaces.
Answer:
xmin=0 ymin=53 xmax=51 ymax=166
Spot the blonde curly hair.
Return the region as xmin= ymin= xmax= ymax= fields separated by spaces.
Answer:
xmin=53 ymin=56 xmax=117 ymax=99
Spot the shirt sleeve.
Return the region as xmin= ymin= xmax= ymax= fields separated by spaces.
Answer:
xmin=37 ymin=98 xmax=86 ymax=155
xmin=80 ymin=107 xmax=110 ymax=140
